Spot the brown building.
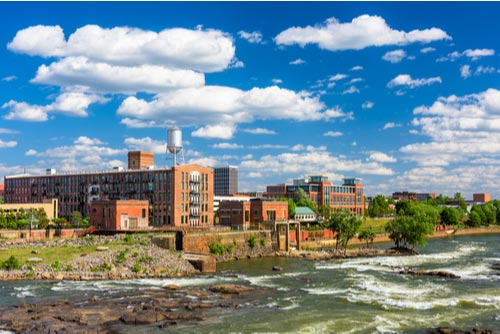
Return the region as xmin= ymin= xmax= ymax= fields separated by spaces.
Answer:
xmin=0 ymin=184 xmax=4 ymax=198
xmin=4 ymin=152 xmax=213 ymax=228
xmin=265 ymin=176 xmax=365 ymax=216
xmin=90 ymin=200 xmax=149 ymax=231
xmin=128 ymin=151 xmax=155 ymax=170
xmin=219 ymin=199 xmax=288 ymax=230
xmin=473 ymin=193 xmax=491 ymax=203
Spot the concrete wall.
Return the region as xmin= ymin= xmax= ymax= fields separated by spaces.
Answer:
xmin=0 ymin=228 xmax=84 ymax=241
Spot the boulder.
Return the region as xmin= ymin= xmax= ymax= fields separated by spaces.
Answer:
xmin=208 ymin=284 xmax=255 ymax=295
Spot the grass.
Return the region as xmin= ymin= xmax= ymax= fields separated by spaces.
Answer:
xmin=360 ymin=217 xmax=391 ymax=234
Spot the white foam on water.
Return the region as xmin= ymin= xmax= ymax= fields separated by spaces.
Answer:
xmin=374 ymin=315 xmax=400 ymax=333
xmin=474 ymin=295 xmax=500 ymax=308
xmin=301 ymin=287 xmax=348 ymax=295
xmin=0 ymin=331 xmax=14 ymax=334
xmin=13 ymin=285 xmax=37 ymax=298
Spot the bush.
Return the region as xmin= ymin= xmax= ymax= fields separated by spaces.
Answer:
xmin=123 ymin=234 xmax=134 ymax=244
xmin=51 ymin=260 xmax=62 ymax=271
xmin=132 ymin=262 xmax=141 ymax=273
xmin=209 ymin=242 xmax=225 ymax=256
xmin=225 ymin=243 xmax=235 ymax=254
xmin=1 ymin=255 xmax=21 ymax=270
xmin=248 ymin=236 xmax=257 ymax=249
xmin=260 ymin=238 xmax=266 ymax=247
xmin=116 ymin=250 xmax=128 ymax=264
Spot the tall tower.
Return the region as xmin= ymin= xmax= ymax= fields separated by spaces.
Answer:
xmin=167 ymin=127 xmax=184 ymax=167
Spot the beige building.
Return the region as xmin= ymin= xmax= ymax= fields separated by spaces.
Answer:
xmin=0 ymin=198 xmax=58 ymax=221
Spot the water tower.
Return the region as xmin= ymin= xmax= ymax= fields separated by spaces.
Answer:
xmin=167 ymin=127 xmax=184 ymax=166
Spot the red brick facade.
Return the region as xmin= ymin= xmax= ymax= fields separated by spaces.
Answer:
xmin=219 ymin=199 xmax=288 ymax=230
xmin=90 ymin=200 xmax=149 ymax=231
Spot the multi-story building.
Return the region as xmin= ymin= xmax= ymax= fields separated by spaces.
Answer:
xmin=265 ymin=176 xmax=365 ymax=216
xmin=219 ymin=198 xmax=288 ymax=230
xmin=473 ymin=193 xmax=491 ymax=203
xmin=4 ymin=152 xmax=213 ymax=228
xmin=214 ymin=166 xmax=238 ymax=196
xmin=90 ymin=200 xmax=149 ymax=231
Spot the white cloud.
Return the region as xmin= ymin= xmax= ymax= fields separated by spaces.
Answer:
xmin=0 ymin=139 xmax=17 ymax=148
xmin=329 ymin=73 xmax=347 ymax=81
xmin=349 ymin=78 xmax=363 ymax=84
xmin=239 ymin=150 xmax=394 ymax=177
xmin=271 ymin=78 xmax=283 ymax=84
xmin=401 ymin=88 xmax=500 ymax=167
xmin=274 ymin=15 xmax=450 ymax=51
xmin=324 ymin=131 xmax=343 ymax=137
xmin=291 ymin=144 xmax=327 ymax=152
xmin=243 ymin=128 xmax=277 ymax=135
xmin=387 ymin=74 xmax=442 ymax=89
xmin=9 ymin=24 xmax=235 ymax=73
xmin=460 ymin=64 xmax=471 ymax=79
xmin=248 ymin=144 xmax=288 ymax=149
xmin=120 ymin=118 xmax=172 ymax=129
xmin=25 ymin=149 xmax=38 ymax=156
xmin=212 ymin=143 xmax=243 ymax=149
xmin=475 ymin=65 xmax=497 ymax=75
xmin=124 ymin=137 xmax=166 ymax=154
xmin=192 ymin=124 xmax=236 ymax=139
xmin=289 ymin=58 xmax=305 ymax=65
xmin=247 ymin=172 xmax=263 ymax=178
xmin=382 ymin=49 xmax=407 ymax=63
xmin=350 ymin=65 xmax=363 ymax=71
xmin=420 ymin=47 xmax=436 ymax=54
xmin=117 ymin=85 xmax=352 ymax=135
xmin=342 ymin=86 xmax=360 ymax=95
xmin=1 ymin=76 xmax=17 ymax=82
xmin=362 ymin=101 xmax=374 ymax=109
xmin=238 ymin=30 xmax=263 ymax=44
xmin=463 ymin=48 xmax=495 ymax=60
xmin=3 ymin=91 xmax=108 ymax=121
xmin=383 ymin=122 xmax=402 ymax=130
xmin=0 ymin=128 xmax=19 ymax=134
xmin=74 ymin=136 xmax=104 ymax=146
xmin=32 ymin=56 xmax=205 ymax=94
xmin=367 ymin=151 xmax=397 ymax=163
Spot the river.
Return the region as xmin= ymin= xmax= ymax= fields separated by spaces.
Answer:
xmin=1 ymin=234 xmax=499 ymax=333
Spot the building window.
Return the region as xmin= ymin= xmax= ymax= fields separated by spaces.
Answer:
xmin=142 ymin=208 xmax=146 ymax=218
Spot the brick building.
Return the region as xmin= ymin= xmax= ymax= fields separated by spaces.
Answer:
xmin=219 ymin=199 xmax=288 ymax=230
xmin=265 ymin=176 xmax=365 ymax=216
xmin=4 ymin=152 xmax=213 ymax=228
xmin=472 ymin=193 xmax=491 ymax=203
xmin=90 ymin=200 xmax=149 ymax=231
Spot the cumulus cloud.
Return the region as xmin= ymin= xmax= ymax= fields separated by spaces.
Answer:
xmin=362 ymin=101 xmax=374 ymax=109
xmin=238 ymin=30 xmax=263 ymax=44
xmin=0 ymin=139 xmax=17 ymax=148
xmin=271 ymin=78 xmax=283 ymax=84
xmin=439 ymin=48 xmax=495 ymax=62
xmin=420 ymin=47 xmax=436 ymax=54
xmin=2 ymin=91 xmax=108 ymax=121
xmin=8 ymin=24 xmax=235 ymax=72
xmin=1 ymin=76 xmax=17 ymax=82
xmin=324 ymin=131 xmax=343 ymax=137
xmin=124 ymin=137 xmax=166 ymax=154
xmin=350 ymin=65 xmax=363 ymax=71
xmin=342 ymin=86 xmax=360 ymax=95
xmin=117 ymin=85 xmax=353 ymax=138
xmin=274 ymin=15 xmax=450 ymax=51
xmin=25 ymin=149 xmax=38 ymax=156
xmin=401 ymin=88 xmax=500 ymax=167
xmin=382 ymin=49 xmax=407 ymax=63
xmin=212 ymin=143 xmax=243 ymax=149
xmin=120 ymin=118 xmax=172 ymax=129
xmin=31 ymin=56 xmax=205 ymax=94
xmin=367 ymin=151 xmax=397 ymax=163
xmin=329 ymin=73 xmax=347 ymax=81
xmin=460 ymin=64 xmax=471 ymax=79
xmin=0 ymin=128 xmax=19 ymax=134
xmin=243 ymin=128 xmax=277 ymax=135
xmin=387 ymin=74 xmax=442 ymax=89
xmin=289 ymin=58 xmax=305 ymax=65
xmin=383 ymin=122 xmax=402 ymax=130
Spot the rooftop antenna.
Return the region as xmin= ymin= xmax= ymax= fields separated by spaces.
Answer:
xmin=166 ymin=126 xmax=184 ymax=167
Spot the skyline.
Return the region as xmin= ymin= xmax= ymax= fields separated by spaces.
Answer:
xmin=1 ymin=2 xmax=500 ymax=198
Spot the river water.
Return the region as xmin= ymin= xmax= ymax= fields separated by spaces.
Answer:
xmin=0 ymin=234 xmax=499 ymax=333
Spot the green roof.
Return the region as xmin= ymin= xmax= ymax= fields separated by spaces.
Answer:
xmin=295 ymin=206 xmax=315 ymax=215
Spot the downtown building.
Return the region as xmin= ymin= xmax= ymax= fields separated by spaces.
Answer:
xmin=265 ymin=176 xmax=365 ymax=216
xmin=3 ymin=151 xmax=214 ymax=228
xmin=213 ymin=166 xmax=238 ymax=196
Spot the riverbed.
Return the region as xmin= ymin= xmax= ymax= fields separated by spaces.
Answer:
xmin=1 ymin=234 xmax=499 ymax=333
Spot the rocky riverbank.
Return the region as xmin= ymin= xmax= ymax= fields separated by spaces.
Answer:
xmin=0 ymin=235 xmax=198 ymax=281
xmin=0 ymin=283 xmax=261 ymax=334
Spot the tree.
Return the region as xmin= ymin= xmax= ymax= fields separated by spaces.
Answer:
xmin=358 ymin=227 xmax=375 ymax=248
xmin=440 ymin=207 xmax=459 ymax=226
xmin=367 ymin=195 xmax=391 ymax=217
xmin=70 ymin=211 xmax=83 ymax=228
xmin=278 ymin=197 xmax=296 ymax=218
xmin=386 ymin=215 xmax=433 ymax=250
xmin=329 ymin=209 xmax=362 ymax=255
xmin=294 ymin=188 xmax=317 ymax=212
xmin=318 ymin=205 xmax=332 ymax=222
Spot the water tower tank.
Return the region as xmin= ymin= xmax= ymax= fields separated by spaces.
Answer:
xmin=167 ymin=127 xmax=183 ymax=154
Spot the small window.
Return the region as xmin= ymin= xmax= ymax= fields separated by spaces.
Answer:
xmin=142 ymin=208 xmax=146 ymax=218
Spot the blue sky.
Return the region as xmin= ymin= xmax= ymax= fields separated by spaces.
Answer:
xmin=2 ymin=2 xmax=500 ymax=199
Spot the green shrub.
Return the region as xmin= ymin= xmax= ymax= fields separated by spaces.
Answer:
xmin=248 ymin=236 xmax=257 ymax=249
xmin=100 ymin=263 xmax=112 ymax=271
xmin=225 ymin=243 xmax=235 ymax=254
xmin=123 ymin=234 xmax=134 ymax=244
xmin=1 ymin=255 xmax=21 ymax=270
xmin=116 ymin=250 xmax=128 ymax=264
xmin=64 ymin=264 xmax=73 ymax=272
xmin=260 ymin=238 xmax=266 ymax=247
xmin=209 ymin=242 xmax=225 ymax=256
xmin=51 ymin=260 xmax=62 ymax=271
xmin=139 ymin=255 xmax=153 ymax=263
xmin=132 ymin=262 xmax=141 ymax=273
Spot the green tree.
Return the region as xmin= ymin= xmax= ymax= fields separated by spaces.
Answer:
xmin=358 ymin=227 xmax=375 ymax=248
xmin=368 ymin=195 xmax=391 ymax=217
xmin=467 ymin=210 xmax=482 ymax=227
xmin=318 ymin=205 xmax=332 ymax=221
xmin=278 ymin=197 xmax=296 ymax=218
xmin=329 ymin=209 xmax=362 ymax=255
xmin=294 ymin=188 xmax=317 ymax=212
xmin=440 ymin=207 xmax=459 ymax=226
xmin=70 ymin=211 xmax=83 ymax=228
xmin=386 ymin=215 xmax=433 ymax=250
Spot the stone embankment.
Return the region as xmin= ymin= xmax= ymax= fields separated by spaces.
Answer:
xmin=275 ymin=247 xmax=417 ymax=261
xmin=0 ymin=235 xmax=198 ymax=281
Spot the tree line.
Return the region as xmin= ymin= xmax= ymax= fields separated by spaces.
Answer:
xmin=0 ymin=208 xmax=89 ymax=230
